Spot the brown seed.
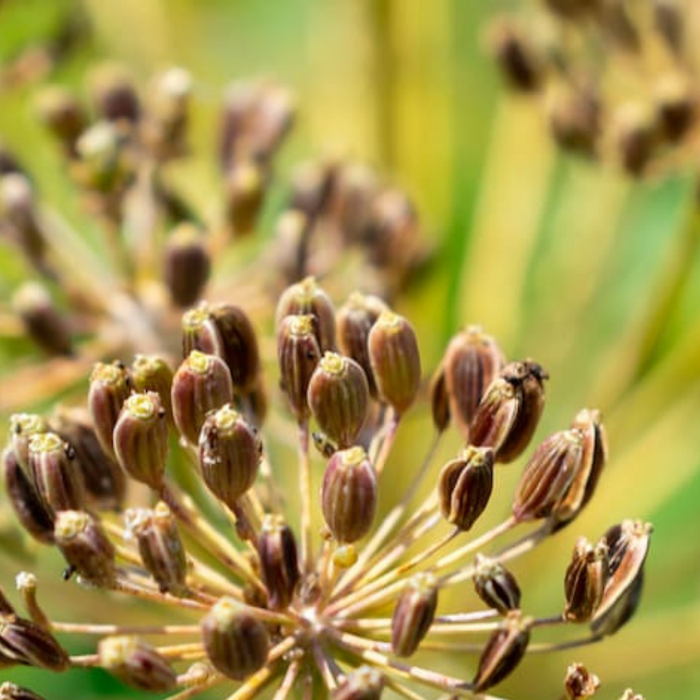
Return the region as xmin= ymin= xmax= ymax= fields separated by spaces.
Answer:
xmin=257 ymin=514 xmax=300 ymax=610
xmin=201 ymin=597 xmax=270 ymax=681
xmin=276 ymin=276 xmax=336 ymax=352
xmin=125 ymin=502 xmax=188 ymax=597
xmin=113 ymin=392 xmax=169 ymax=490
xmin=164 ymin=223 xmax=210 ymax=308
xmin=336 ymin=292 xmax=388 ymax=398
xmin=564 ymin=662 xmax=600 ymax=699
xmin=564 ymin=537 xmax=609 ymax=623
xmin=12 ymin=283 xmax=73 ymax=357
xmin=52 ymin=408 xmax=126 ymax=510
xmin=308 ymin=352 xmax=369 ymax=448
xmin=472 ymin=611 xmax=532 ymax=692
xmin=88 ymin=361 xmax=132 ymax=458
xmin=473 ymin=554 xmax=521 ymax=614
xmin=54 ymin=510 xmax=116 ymax=587
xmin=172 ymin=351 xmax=234 ymax=444
xmin=488 ymin=18 xmax=543 ymax=93
xmin=512 ymin=427 xmax=585 ymax=523
xmin=391 ymin=573 xmax=438 ymax=657
xmin=99 ymin=636 xmax=177 ymax=691
xmin=438 ymin=446 xmax=494 ymax=531
xmin=322 ymin=447 xmax=377 ymax=543
xmin=442 ymin=326 xmax=504 ymax=439
xmin=470 ymin=360 xmax=547 ymax=464
xmin=28 ymin=432 xmax=86 ymax=515
xmin=368 ymin=310 xmax=421 ymax=416
xmin=9 ymin=413 xmax=48 ymax=471
xmin=591 ymin=520 xmax=652 ymax=637
xmin=198 ymin=404 xmax=262 ymax=509
xmin=428 ymin=362 xmax=450 ymax=433
xmin=277 ymin=314 xmax=321 ymax=423
xmin=0 ymin=617 xmax=69 ymax=671
xmin=2 ymin=448 xmax=54 ymax=545
xmin=225 ymin=160 xmax=265 ymax=236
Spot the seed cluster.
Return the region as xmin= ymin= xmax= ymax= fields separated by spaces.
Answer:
xmin=1 ymin=282 xmax=651 ymax=700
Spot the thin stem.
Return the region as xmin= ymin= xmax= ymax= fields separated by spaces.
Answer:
xmin=113 ymin=576 xmax=208 ymax=611
xmin=52 ymin=622 xmax=200 ymax=635
xmin=298 ymin=420 xmax=313 ymax=574
xmin=528 ymin=634 xmax=603 ymax=653
xmin=311 ymin=641 xmax=339 ymax=691
xmin=329 ymin=630 xmax=474 ymax=697
xmin=372 ymin=408 xmax=400 ymax=477
xmin=271 ymin=658 xmax=302 ymax=700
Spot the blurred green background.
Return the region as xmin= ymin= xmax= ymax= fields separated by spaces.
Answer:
xmin=1 ymin=1 xmax=699 ymax=698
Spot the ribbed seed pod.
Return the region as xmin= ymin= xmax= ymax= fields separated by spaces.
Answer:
xmin=391 ymin=573 xmax=438 ymax=657
xmin=164 ymin=223 xmax=210 ymax=308
xmin=442 ymin=326 xmax=504 ymax=439
xmin=9 ymin=413 xmax=48 ymax=470
xmin=2 ymin=449 xmax=54 ymax=544
xmin=591 ymin=520 xmax=652 ymax=637
xmin=276 ymin=276 xmax=336 ymax=352
xmin=438 ymin=446 xmax=494 ymax=531
xmin=308 ymin=352 xmax=369 ymax=448
xmin=98 ymin=636 xmax=177 ymax=691
xmin=473 ymin=554 xmax=521 ymax=614
xmin=172 ymin=351 xmax=234 ymax=444
xmin=113 ymin=392 xmax=168 ymax=490
xmin=225 ymin=160 xmax=265 ymax=236
xmin=182 ymin=305 xmax=221 ymax=358
xmin=428 ymin=364 xmax=450 ymax=433
xmin=28 ymin=432 xmax=85 ymax=515
xmin=210 ymin=304 xmax=261 ymax=393
xmin=336 ymin=292 xmax=388 ymax=398
xmin=257 ymin=514 xmax=300 ymax=610
xmin=0 ymin=617 xmax=69 ymax=671
xmin=201 ymin=597 xmax=269 ymax=680
xmin=88 ymin=361 xmax=132 ymax=457
xmin=512 ymin=428 xmax=584 ymax=523
xmin=277 ymin=315 xmax=321 ymax=423
xmin=322 ymin=447 xmax=377 ymax=543
xmin=131 ymin=355 xmax=174 ymax=425
xmin=0 ymin=681 xmax=49 ymax=700
xmin=564 ymin=663 xmax=600 ymax=700
xmin=198 ymin=404 xmax=261 ymax=509
xmin=54 ymin=510 xmax=116 ymax=587
xmin=52 ymin=409 xmax=126 ymax=510
xmin=125 ymin=503 xmax=188 ymax=596
xmin=368 ymin=311 xmax=421 ymax=416
xmin=552 ymin=409 xmax=608 ymax=528
xmin=12 ymin=283 xmax=73 ymax=357
xmin=564 ymin=537 xmax=609 ymax=623
xmin=472 ymin=611 xmax=532 ymax=692
xmin=332 ymin=666 xmax=385 ymax=700
xmin=470 ymin=360 xmax=547 ymax=464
